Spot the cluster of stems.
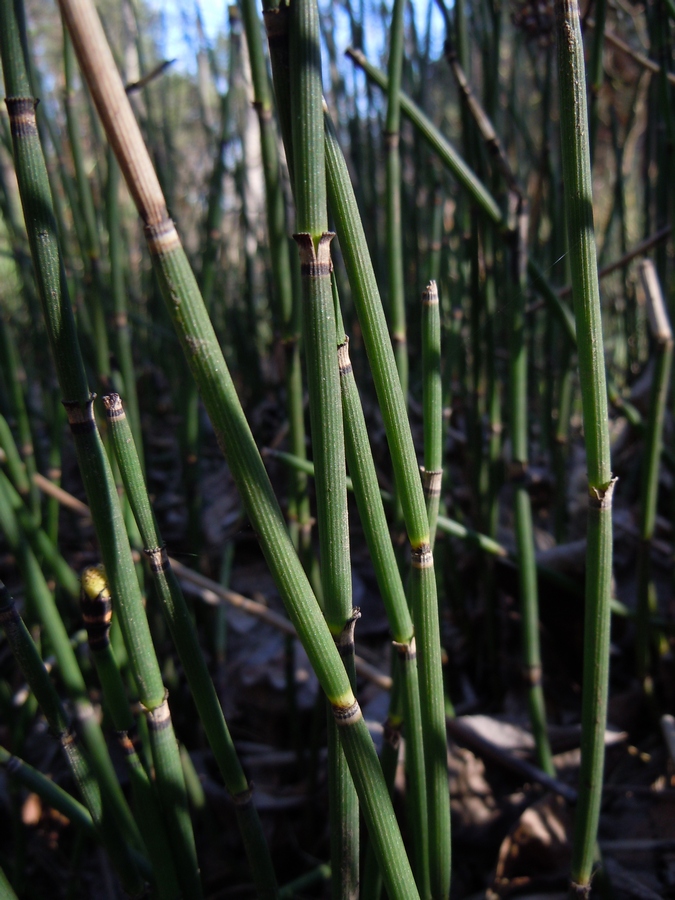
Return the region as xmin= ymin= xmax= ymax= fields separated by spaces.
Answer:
xmin=3 ymin=0 xmax=670 ymax=897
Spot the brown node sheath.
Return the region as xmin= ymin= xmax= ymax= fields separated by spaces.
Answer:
xmin=588 ymin=476 xmax=618 ymax=510
xmin=337 ymin=339 xmax=353 ymax=377
xmin=102 ymin=393 xmax=125 ymax=419
xmin=63 ymin=396 xmax=96 ymax=435
xmin=335 ymin=608 xmax=361 ymax=658
xmin=507 ymin=459 xmax=528 ymax=483
xmin=332 ymin=700 xmax=362 ymax=726
xmin=422 ymin=280 xmax=438 ymax=305
xmin=383 ymin=716 xmax=402 ymax=749
xmin=144 ymin=219 xmax=181 ymax=257
xmin=145 ymin=693 xmax=171 ymax=732
xmin=5 ymin=97 xmax=39 ymax=137
xmin=144 ymin=546 xmax=170 ymax=574
xmin=420 ymin=468 xmax=442 ymax=498
xmin=392 ymin=637 xmax=417 ymax=661
xmin=81 ymin=590 xmax=113 ymax=651
xmin=522 ymin=663 xmax=542 ymax=687
xmin=263 ymin=5 xmax=289 ymax=44
xmin=232 ymin=786 xmax=254 ymax=806
xmin=116 ymin=732 xmax=137 ymax=757
xmin=411 ymin=543 xmax=433 ymax=570
xmin=293 ymin=232 xmax=334 ymax=277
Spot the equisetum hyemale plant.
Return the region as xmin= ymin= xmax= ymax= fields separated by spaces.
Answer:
xmin=0 ymin=4 xmax=202 ymax=893
xmin=80 ymin=565 xmax=181 ymax=900
xmin=102 ymin=392 xmax=278 ymax=899
xmin=509 ymin=201 xmax=554 ymax=777
xmin=288 ymin=1 xmax=363 ymax=893
xmin=322 ymin=107 xmax=451 ymax=899
xmin=0 ymin=579 xmax=146 ymax=896
xmin=634 ymin=260 xmax=672 ymax=686
xmin=53 ymin=0 xmax=421 ymax=896
xmin=3 ymin=0 xmax=669 ymax=896
xmin=555 ymin=0 xmax=616 ymax=892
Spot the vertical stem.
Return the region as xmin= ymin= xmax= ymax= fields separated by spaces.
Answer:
xmin=102 ymin=393 xmax=279 ymax=899
xmin=324 ymin=110 xmax=450 ymax=899
xmin=0 ymin=5 xmax=201 ymax=894
xmin=555 ymin=0 xmax=615 ymax=891
xmin=385 ymin=0 xmax=408 ymax=401
xmin=509 ymin=201 xmax=554 ymax=776
xmin=106 ymin=148 xmax=143 ymax=471
xmin=289 ymin=3 xmax=357 ymax=895
xmin=80 ymin=566 xmax=181 ymax=900
xmin=635 ymin=261 xmax=673 ymax=683
xmin=57 ymin=0 xmax=418 ymax=891
xmin=63 ymin=25 xmax=111 ymax=388
xmin=334 ymin=289 xmax=430 ymax=898
xmin=422 ymin=281 xmax=442 ymax=548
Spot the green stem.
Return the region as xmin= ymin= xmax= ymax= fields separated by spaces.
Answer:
xmin=57 ymin=0 xmax=418 ymax=893
xmin=555 ymin=0 xmax=615 ymax=891
xmin=325 ymin=111 xmax=450 ymax=897
xmin=0 ymin=580 xmax=146 ymax=896
xmin=385 ymin=0 xmax=408 ymax=401
xmin=635 ymin=260 xmax=673 ymax=683
xmin=289 ymin=3 xmax=357 ymax=894
xmin=106 ymin=149 xmax=143 ymax=471
xmin=80 ymin=566 xmax=181 ymax=900
xmin=0 ymin=4 xmax=201 ymax=892
xmin=102 ymin=393 xmax=278 ymax=899
xmin=422 ymin=281 xmax=443 ymax=548
xmin=509 ymin=203 xmax=554 ymax=776
xmin=334 ymin=290 xmax=430 ymax=897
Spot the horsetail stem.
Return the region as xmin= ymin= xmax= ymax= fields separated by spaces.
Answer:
xmin=334 ymin=287 xmax=430 ymax=896
xmin=102 ymin=393 xmax=279 ymax=899
xmin=555 ymin=0 xmax=615 ymax=890
xmin=0 ymin=2 xmax=202 ymax=891
xmin=0 ymin=579 xmax=146 ymax=897
xmin=289 ymin=2 xmax=358 ymax=891
xmin=57 ymin=0 xmax=419 ymax=893
xmin=385 ymin=0 xmax=408 ymax=402
xmin=421 ymin=281 xmax=443 ymax=548
xmin=80 ymin=566 xmax=181 ymax=900
xmin=635 ymin=260 xmax=673 ymax=684
xmin=324 ymin=108 xmax=451 ymax=898
xmin=509 ymin=201 xmax=554 ymax=776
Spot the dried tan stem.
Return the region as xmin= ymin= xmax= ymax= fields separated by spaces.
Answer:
xmin=57 ymin=0 xmax=168 ymax=225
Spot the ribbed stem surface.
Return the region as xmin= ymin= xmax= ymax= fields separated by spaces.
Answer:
xmin=0 ymin=4 xmax=201 ymax=892
xmin=103 ymin=394 xmax=278 ymax=898
xmin=385 ymin=0 xmax=407 ymax=401
xmin=555 ymin=0 xmax=614 ymax=889
xmin=57 ymin=1 xmax=417 ymax=892
xmin=324 ymin=111 xmax=451 ymax=898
